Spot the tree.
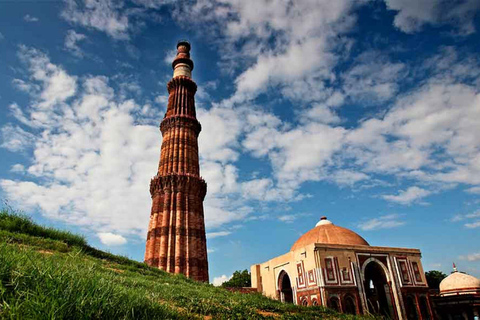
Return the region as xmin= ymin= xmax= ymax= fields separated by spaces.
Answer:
xmin=222 ymin=269 xmax=251 ymax=288
xmin=425 ymin=270 xmax=447 ymax=289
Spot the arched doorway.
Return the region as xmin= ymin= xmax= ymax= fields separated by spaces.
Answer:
xmin=419 ymin=296 xmax=431 ymax=320
xmin=343 ymin=295 xmax=357 ymax=314
xmin=328 ymin=297 xmax=341 ymax=312
xmin=364 ymin=261 xmax=395 ymax=317
xmin=405 ymin=295 xmax=418 ymax=320
xmin=278 ymin=271 xmax=293 ymax=303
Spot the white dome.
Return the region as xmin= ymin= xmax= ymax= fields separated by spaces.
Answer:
xmin=439 ymin=271 xmax=480 ymax=296
xmin=315 ymin=216 xmax=333 ymax=227
xmin=291 ymin=216 xmax=369 ymax=251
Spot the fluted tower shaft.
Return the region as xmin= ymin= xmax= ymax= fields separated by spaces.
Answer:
xmin=144 ymin=41 xmax=208 ymax=282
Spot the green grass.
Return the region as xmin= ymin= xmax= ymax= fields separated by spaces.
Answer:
xmin=0 ymin=209 xmax=87 ymax=247
xmin=0 ymin=209 xmax=373 ymax=319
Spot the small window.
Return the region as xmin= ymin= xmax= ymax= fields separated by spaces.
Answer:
xmin=312 ymin=299 xmax=318 ymax=306
xmin=297 ymin=263 xmax=304 ymax=278
xmin=301 ymin=299 xmax=308 ymax=306
xmin=297 ymin=263 xmax=305 ymax=286
xmin=399 ymin=260 xmax=410 ymax=283
xmin=412 ymin=262 xmax=422 ymax=282
xmin=342 ymin=267 xmax=351 ymax=281
xmin=325 ymin=258 xmax=335 ymax=281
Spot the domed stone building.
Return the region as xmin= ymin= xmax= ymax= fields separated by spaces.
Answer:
xmin=432 ymin=266 xmax=480 ymax=319
xmin=251 ymin=216 xmax=434 ymax=319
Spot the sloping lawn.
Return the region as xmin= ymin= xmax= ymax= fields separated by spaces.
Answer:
xmin=0 ymin=210 xmax=373 ymax=319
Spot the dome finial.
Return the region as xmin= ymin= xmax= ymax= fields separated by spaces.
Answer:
xmin=453 ymin=262 xmax=458 ymax=273
xmin=315 ymin=216 xmax=333 ymax=227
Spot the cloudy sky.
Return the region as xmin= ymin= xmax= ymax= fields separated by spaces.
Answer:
xmin=1 ymin=0 xmax=480 ymax=284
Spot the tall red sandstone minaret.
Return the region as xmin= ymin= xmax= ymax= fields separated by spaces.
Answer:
xmin=144 ymin=41 xmax=208 ymax=282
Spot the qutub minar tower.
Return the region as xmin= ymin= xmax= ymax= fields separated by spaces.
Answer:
xmin=144 ymin=41 xmax=209 ymax=282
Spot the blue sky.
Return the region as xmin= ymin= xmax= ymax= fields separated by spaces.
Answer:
xmin=1 ymin=0 xmax=480 ymax=285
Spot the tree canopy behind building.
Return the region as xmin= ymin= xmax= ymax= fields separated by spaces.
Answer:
xmin=425 ymin=270 xmax=447 ymax=289
xmin=222 ymin=269 xmax=251 ymax=288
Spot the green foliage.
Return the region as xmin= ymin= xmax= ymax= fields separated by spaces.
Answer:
xmin=222 ymin=269 xmax=252 ymax=288
xmin=425 ymin=270 xmax=447 ymax=289
xmin=0 ymin=209 xmax=373 ymax=319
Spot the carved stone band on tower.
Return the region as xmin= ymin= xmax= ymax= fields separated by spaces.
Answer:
xmin=144 ymin=41 xmax=209 ymax=282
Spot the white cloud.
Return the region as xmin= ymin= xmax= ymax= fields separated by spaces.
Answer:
xmin=154 ymin=95 xmax=168 ymax=105
xmin=330 ymin=170 xmax=369 ymax=187
xmin=451 ymin=211 xmax=480 ymax=229
xmin=2 ymin=48 xmax=266 ymax=239
xmin=451 ymin=211 xmax=480 ymax=222
xmin=459 ymin=252 xmax=480 ymax=261
xmin=1 ymin=48 xmax=160 ymax=236
xmin=276 ymin=212 xmax=311 ymax=224
xmin=382 ymin=186 xmax=431 ymax=205
xmin=345 ymin=63 xmax=480 ymax=186
xmin=61 ymin=0 xmax=130 ymax=40
xmin=243 ymin=118 xmax=346 ymax=187
xmin=168 ymin=2 xmax=480 ymax=201
xmin=341 ymin=51 xmax=406 ymax=102
xmin=241 ymin=178 xmax=274 ymax=201
xmin=97 ymin=232 xmax=127 ymax=246
xmin=423 ymin=46 xmax=480 ymax=81
xmin=131 ymin=0 xmax=176 ymax=9
xmin=0 ymin=125 xmax=35 ymax=152
xmin=465 ymin=221 xmax=480 ymax=229
xmin=18 ymin=46 xmax=77 ymax=112
xmin=163 ymin=49 xmax=177 ymax=65
xmin=174 ymin=0 xmax=359 ymax=104
xmin=203 ymin=48 xmax=480 ymax=201
xmin=358 ymin=214 xmax=405 ymax=231
xmin=384 ymin=0 xmax=480 ymax=35
xmin=185 ymin=30 xmax=480 ymax=204
xmin=212 ymin=274 xmax=231 ymax=286
xmin=9 ymin=103 xmax=34 ymax=128
xmin=197 ymin=106 xmax=242 ymax=163
xmin=303 ymin=103 xmax=341 ymax=125
xmin=10 ymin=164 xmax=25 ymax=173
xmin=11 ymin=80 xmax=37 ymax=95
xmin=206 ymin=231 xmax=231 ymax=239
xmin=24 ymin=14 xmax=39 ymax=22
xmin=65 ymin=30 xmax=87 ymax=57
xmin=278 ymin=215 xmax=295 ymax=223
xmin=277 ymin=214 xmax=300 ymax=224
xmin=233 ymin=38 xmax=335 ymax=101
xmin=466 ymin=186 xmax=480 ymax=194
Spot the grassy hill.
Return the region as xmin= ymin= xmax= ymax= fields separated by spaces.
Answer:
xmin=0 ymin=209 xmax=372 ymax=319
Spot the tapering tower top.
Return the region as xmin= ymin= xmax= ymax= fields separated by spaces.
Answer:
xmin=172 ymin=40 xmax=194 ymax=78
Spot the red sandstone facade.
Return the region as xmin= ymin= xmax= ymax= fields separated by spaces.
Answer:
xmin=251 ymin=217 xmax=435 ymax=319
xmin=144 ymin=41 xmax=208 ymax=282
